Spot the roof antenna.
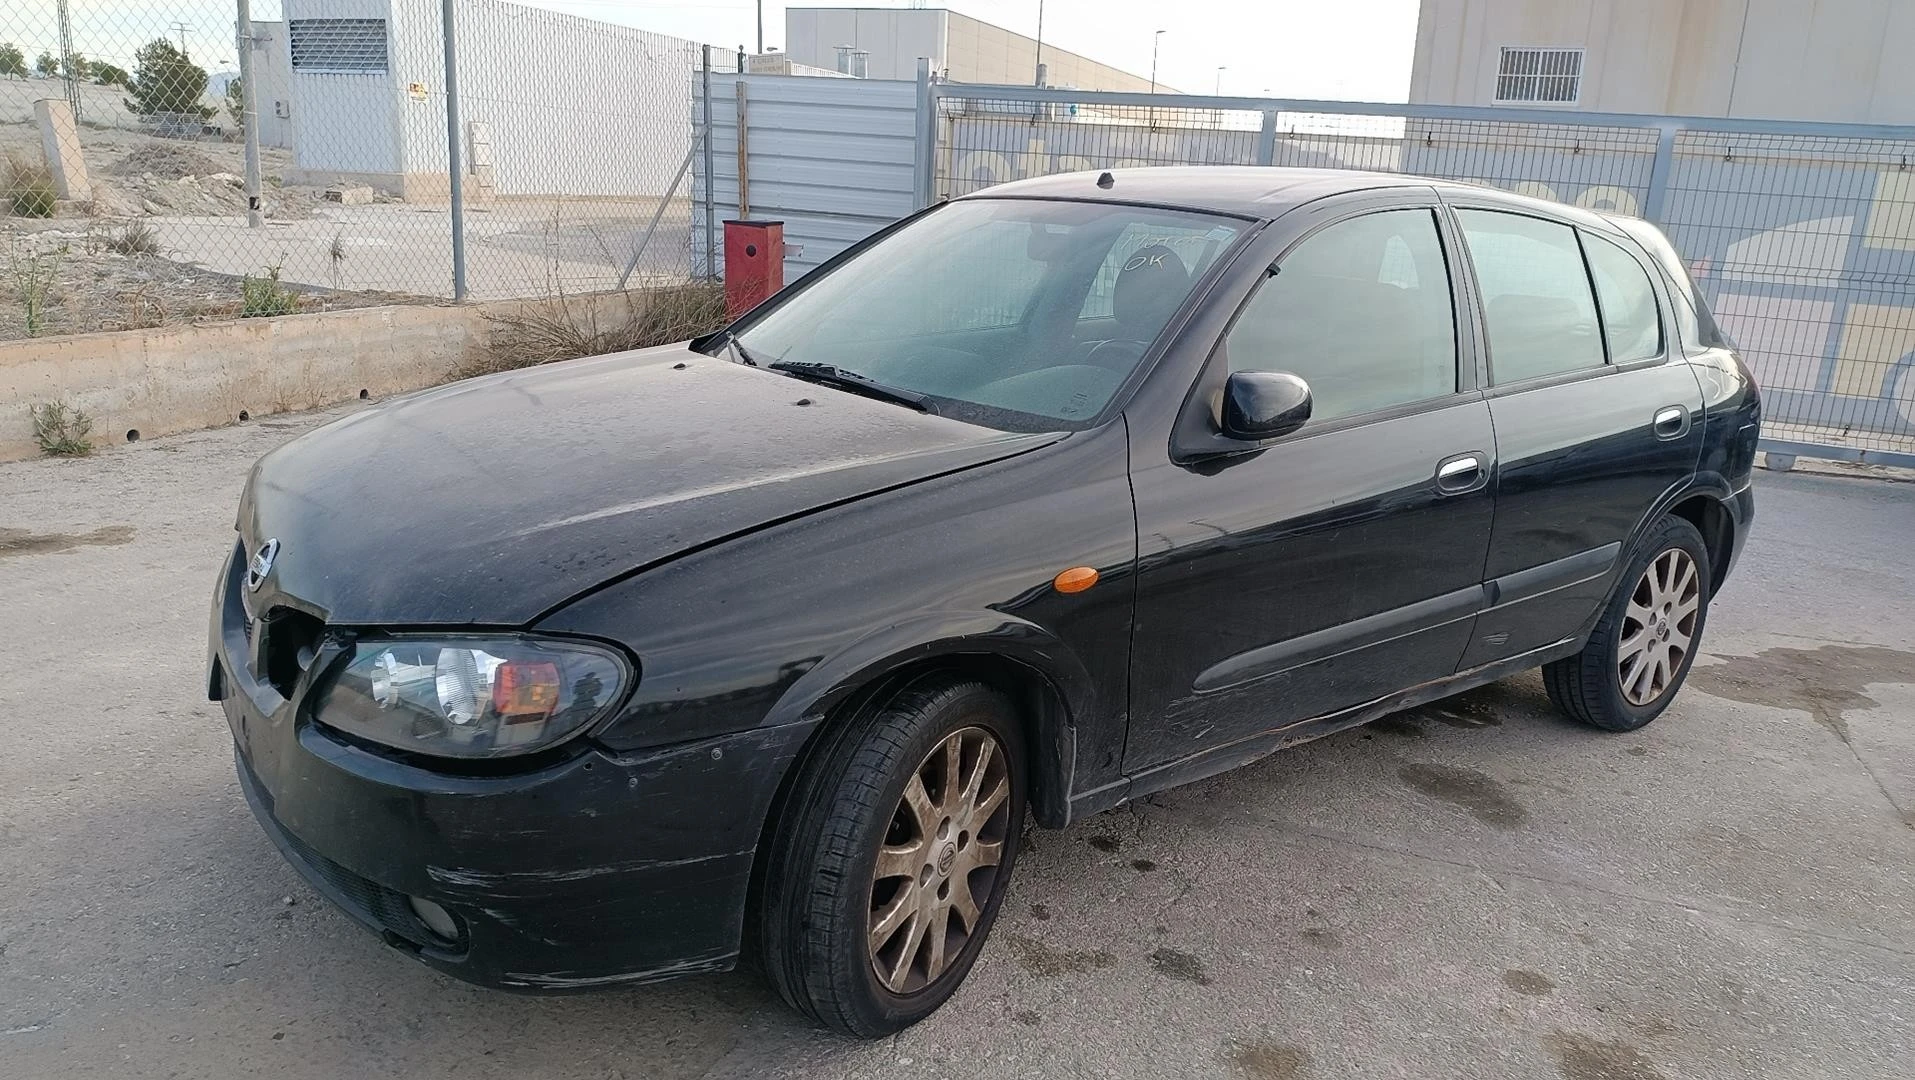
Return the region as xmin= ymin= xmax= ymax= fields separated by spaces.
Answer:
xmin=1096 ymin=171 xmax=1115 ymax=189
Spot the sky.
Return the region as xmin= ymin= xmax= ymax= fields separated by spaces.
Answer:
xmin=524 ymin=0 xmax=1423 ymax=102
xmin=3 ymin=1 xmax=1422 ymax=103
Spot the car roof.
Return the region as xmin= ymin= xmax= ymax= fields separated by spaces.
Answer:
xmin=966 ymin=166 xmax=1623 ymax=231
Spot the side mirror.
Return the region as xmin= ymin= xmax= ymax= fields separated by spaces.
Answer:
xmin=1221 ymin=370 xmax=1312 ymax=441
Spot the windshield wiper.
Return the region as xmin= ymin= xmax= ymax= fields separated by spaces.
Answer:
xmin=725 ymin=333 xmax=764 ymax=367
xmin=768 ymin=361 xmax=934 ymax=414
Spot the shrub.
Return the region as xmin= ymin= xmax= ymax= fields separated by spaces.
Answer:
xmin=6 ymin=238 xmax=58 ymax=335
xmin=105 ymin=220 xmax=160 ymax=256
xmin=474 ymin=282 xmax=728 ymax=377
xmin=4 ymin=155 xmax=56 ymax=218
xmin=240 ymin=264 xmax=299 ymax=317
xmin=30 ymin=401 xmax=93 ymax=456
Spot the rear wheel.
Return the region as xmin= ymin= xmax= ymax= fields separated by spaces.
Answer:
xmin=1544 ymin=516 xmax=1711 ymax=732
xmin=760 ymin=677 xmax=1025 ymax=1036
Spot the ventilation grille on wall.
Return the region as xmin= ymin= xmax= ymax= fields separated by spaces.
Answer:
xmin=1495 ymin=47 xmax=1583 ymax=104
xmin=289 ymin=19 xmax=390 ymax=74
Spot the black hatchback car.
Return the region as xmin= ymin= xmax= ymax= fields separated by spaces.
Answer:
xmin=211 ymin=167 xmax=1757 ymax=1035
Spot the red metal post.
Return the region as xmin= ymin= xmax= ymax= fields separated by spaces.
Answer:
xmin=723 ymin=220 xmax=785 ymax=320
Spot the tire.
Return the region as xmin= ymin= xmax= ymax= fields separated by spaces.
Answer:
xmin=759 ymin=676 xmax=1026 ymax=1037
xmin=1544 ymin=515 xmax=1712 ymax=732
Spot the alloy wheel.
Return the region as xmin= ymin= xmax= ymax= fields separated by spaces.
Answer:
xmin=868 ymin=725 xmax=1011 ymax=995
xmin=1617 ymin=548 xmax=1701 ymax=706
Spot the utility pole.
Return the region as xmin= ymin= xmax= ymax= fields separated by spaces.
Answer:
xmin=757 ymin=0 xmax=763 ymax=55
xmin=169 ymin=21 xmax=194 ymax=58
xmin=1034 ymin=0 xmax=1045 ymax=86
xmin=235 ymin=0 xmax=263 ymax=228
xmin=55 ymin=0 xmax=79 ymax=123
xmin=440 ymin=0 xmax=467 ymax=300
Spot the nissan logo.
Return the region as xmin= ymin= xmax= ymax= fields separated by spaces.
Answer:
xmin=246 ymin=538 xmax=280 ymax=591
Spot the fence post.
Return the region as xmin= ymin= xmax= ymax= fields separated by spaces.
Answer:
xmin=915 ymin=57 xmax=936 ymax=207
xmin=703 ymin=46 xmax=716 ymax=279
xmin=1642 ymin=122 xmax=1679 ymax=225
xmin=1256 ymin=109 xmax=1278 ymax=166
xmin=235 ymin=0 xmax=264 ymax=229
xmin=736 ymin=80 xmax=750 ymax=218
xmin=440 ymin=0 xmax=467 ymax=300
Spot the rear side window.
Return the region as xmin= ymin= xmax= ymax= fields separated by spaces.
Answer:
xmin=1224 ymin=209 xmax=1459 ymax=423
xmin=1582 ymin=232 xmax=1663 ymax=363
xmin=1457 ymin=209 xmax=1604 ymax=384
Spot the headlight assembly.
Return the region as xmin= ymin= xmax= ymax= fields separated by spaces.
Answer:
xmin=311 ymin=636 xmax=630 ymax=759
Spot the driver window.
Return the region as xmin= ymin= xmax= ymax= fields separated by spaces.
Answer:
xmin=1224 ymin=209 xmax=1459 ymax=424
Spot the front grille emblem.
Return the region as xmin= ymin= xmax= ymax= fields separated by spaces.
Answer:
xmin=246 ymin=538 xmax=281 ymax=592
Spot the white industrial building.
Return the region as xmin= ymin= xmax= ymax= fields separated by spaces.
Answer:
xmin=279 ymin=0 xmax=710 ymax=199
xmin=1411 ymin=0 xmax=1915 ymax=123
xmin=783 ymin=6 xmax=1170 ymax=91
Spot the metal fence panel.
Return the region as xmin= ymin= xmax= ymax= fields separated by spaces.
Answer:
xmin=694 ymin=73 xmax=920 ymax=277
xmin=0 ymin=0 xmax=723 ymax=344
xmin=929 ymin=83 xmax=1915 ymax=464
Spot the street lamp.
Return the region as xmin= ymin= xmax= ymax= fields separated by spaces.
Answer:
xmin=1147 ymin=30 xmax=1165 ymax=129
xmin=1215 ymin=66 xmax=1226 ymax=94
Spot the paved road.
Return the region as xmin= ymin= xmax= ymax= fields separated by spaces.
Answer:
xmin=2 ymin=409 xmax=1911 ymax=1079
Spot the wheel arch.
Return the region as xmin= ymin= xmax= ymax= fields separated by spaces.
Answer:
xmin=1628 ymin=477 xmax=1739 ymax=598
xmin=1666 ymin=491 xmax=1735 ymax=596
xmin=751 ymin=610 xmax=1093 ymax=859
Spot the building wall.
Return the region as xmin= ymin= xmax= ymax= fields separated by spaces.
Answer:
xmin=784 ymin=8 xmax=948 ymax=81
xmin=783 ymin=7 xmax=1167 ymax=91
xmin=290 ymin=0 xmax=715 ymax=198
xmin=1411 ymin=0 xmax=1915 ymax=123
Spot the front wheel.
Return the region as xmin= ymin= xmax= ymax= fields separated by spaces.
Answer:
xmin=1544 ymin=515 xmax=1711 ymax=732
xmin=759 ymin=677 xmax=1025 ymax=1036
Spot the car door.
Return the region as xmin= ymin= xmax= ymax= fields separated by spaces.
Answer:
xmin=1124 ymin=193 xmax=1497 ymax=774
xmin=1444 ymin=202 xmax=1705 ymax=667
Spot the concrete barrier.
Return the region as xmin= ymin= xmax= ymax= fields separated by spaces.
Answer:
xmin=0 ymin=292 xmax=648 ymax=461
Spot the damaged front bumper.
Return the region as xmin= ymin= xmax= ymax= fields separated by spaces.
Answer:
xmin=210 ymin=548 xmax=814 ymax=991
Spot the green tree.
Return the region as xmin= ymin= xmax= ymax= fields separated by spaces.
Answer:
xmin=35 ymin=51 xmax=56 ymax=77
xmin=91 ymin=62 xmax=130 ymax=89
xmin=124 ymin=39 xmax=212 ymax=118
xmin=60 ymin=51 xmax=86 ymax=81
xmin=0 ymin=43 xmax=27 ymax=79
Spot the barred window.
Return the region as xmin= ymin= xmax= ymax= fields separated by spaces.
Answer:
xmin=1495 ymin=47 xmax=1582 ymax=104
xmin=289 ymin=19 xmax=389 ymax=74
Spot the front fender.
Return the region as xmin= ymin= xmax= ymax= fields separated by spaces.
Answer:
xmin=762 ymin=610 xmax=1097 ymax=828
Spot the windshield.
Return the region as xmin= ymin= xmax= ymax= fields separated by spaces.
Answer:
xmin=731 ymin=199 xmax=1246 ymax=431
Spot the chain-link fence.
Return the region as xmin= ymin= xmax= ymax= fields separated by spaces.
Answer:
xmin=929 ymin=85 xmax=1915 ymax=464
xmin=0 ymin=0 xmax=728 ymax=342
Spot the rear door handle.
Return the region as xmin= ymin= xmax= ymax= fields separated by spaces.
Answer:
xmin=1435 ymin=452 xmax=1488 ymax=494
xmin=1654 ymin=405 xmax=1689 ymax=439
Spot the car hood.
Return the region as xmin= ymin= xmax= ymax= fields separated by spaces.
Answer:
xmin=238 ymin=345 xmax=1058 ymax=625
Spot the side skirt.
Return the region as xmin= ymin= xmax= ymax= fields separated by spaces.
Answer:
xmin=1064 ymin=635 xmax=1585 ymax=824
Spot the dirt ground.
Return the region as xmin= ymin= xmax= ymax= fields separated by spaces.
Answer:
xmin=0 ymin=409 xmax=1911 ymax=1079
xmin=0 ymin=121 xmax=425 ymax=339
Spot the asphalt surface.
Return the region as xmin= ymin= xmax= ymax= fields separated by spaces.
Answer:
xmin=2 ymin=406 xmax=1911 ymax=1079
